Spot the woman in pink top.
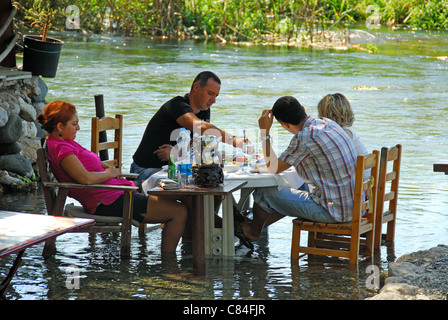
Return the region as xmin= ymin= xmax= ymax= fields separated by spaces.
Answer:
xmin=37 ymin=100 xmax=187 ymax=253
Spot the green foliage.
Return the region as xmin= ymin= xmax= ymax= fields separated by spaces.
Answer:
xmin=351 ymin=0 xmax=448 ymax=29
xmin=14 ymin=0 xmax=448 ymax=40
xmin=365 ymin=43 xmax=379 ymax=54
xmin=405 ymin=0 xmax=448 ymax=30
xmin=15 ymin=0 xmax=64 ymax=39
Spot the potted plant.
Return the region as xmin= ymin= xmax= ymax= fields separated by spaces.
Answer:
xmin=21 ymin=1 xmax=63 ymax=78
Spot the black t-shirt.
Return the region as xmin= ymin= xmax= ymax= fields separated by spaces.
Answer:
xmin=132 ymin=94 xmax=210 ymax=168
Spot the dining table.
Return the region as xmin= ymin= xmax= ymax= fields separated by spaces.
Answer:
xmin=142 ymin=166 xmax=304 ymax=274
xmin=143 ymin=166 xmax=304 ymax=212
xmin=0 ymin=210 xmax=95 ymax=299
xmin=146 ymin=180 xmax=247 ymax=275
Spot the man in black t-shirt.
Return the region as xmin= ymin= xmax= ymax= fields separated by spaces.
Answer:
xmin=131 ymin=71 xmax=248 ymax=183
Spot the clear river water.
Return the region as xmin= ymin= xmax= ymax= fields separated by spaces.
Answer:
xmin=1 ymin=28 xmax=447 ymax=300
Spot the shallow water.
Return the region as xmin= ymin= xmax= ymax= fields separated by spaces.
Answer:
xmin=0 ymin=187 xmax=379 ymax=300
xmin=1 ymin=28 xmax=447 ymax=300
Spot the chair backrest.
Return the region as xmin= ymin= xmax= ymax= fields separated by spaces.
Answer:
xmin=37 ymin=147 xmax=68 ymax=217
xmin=37 ymin=147 xmax=55 ymax=212
xmin=352 ymin=150 xmax=380 ymax=229
xmin=377 ymin=144 xmax=402 ymax=220
xmin=91 ymin=114 xmax=123 ymax=169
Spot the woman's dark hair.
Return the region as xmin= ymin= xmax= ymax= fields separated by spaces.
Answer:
xmin=191 ymin=71 xmax=221 ymax=90
xmin=272 ymin=96 xmax=307 ymax=125
xmin=37 ymin=100 xmax=77 ymax=133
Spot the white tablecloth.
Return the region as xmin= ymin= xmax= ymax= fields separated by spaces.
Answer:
xmin=141 ymin=167 xmax=304 ymax=193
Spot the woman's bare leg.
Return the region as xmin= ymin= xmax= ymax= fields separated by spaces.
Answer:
xmin=142 ymin=195 xmax=188 ymax=253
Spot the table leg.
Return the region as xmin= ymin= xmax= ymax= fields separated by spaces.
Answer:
xmin=203 ymin=195 xmax=215 ymax=256
xmin=222 ymin=194 xmax=235 ymax=256
xmin=0 ymin=250 xmax=24 ymax=299
xmin=204 ymin=194 xmax=235 ymax=257
xmin=191 ymin=195 xmax=205 ymax=275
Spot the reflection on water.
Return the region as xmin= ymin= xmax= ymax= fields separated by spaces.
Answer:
xmin=1 ymin=188 xmax=381 ymax=300
xmin=1 ymin=29 xmax=447 ymax=300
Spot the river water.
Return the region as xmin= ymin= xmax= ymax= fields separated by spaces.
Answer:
xmin=1 ymin=28 xmax=447 ymax=300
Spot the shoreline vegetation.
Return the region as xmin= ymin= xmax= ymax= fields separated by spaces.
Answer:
xmin=14 ymin=0 xmax=448 ymax=52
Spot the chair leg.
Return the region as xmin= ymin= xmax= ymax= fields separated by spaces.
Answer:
xmin=307 ymin=231 xmax=317 ymax=247
xmin=385 ymin=220 xmax=396 ymax=242
xmin=138 ymin=224 xmax=147 ymax=236
xmin=374 ymin=217 xmax=383 ymax=249
xmin=291 ymin=223 xmax=301 ymax=260
xmin=42 ymin=238 xmax=56 ymax=258
xmin=349 ymin=235 xmax=360 ymax=264
xmin=42 ymin=189 xmax=69 ymax=258
xmin=120 ymin=191 xmax=133 ymax=258
xmin=365 ymin=230 xmax=374 ymax=257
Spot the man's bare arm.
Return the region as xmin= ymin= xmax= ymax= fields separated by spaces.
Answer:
xmin=176 ymin=112 xmax=249 ymax=149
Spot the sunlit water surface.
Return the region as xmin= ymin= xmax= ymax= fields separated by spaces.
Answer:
xmin=1 ymin=29 xmax=447 ymax=300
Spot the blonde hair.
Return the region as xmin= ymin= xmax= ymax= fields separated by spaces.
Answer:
xmin=317 ymin=93 xmax=354 ymax=127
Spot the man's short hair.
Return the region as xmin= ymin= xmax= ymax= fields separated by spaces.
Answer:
xmin=272 ymin=96 xmax=307 ymax=125
xmin=191 ymin=71 xmax=221 ymax=90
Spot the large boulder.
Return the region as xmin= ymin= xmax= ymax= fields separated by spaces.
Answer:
xmin=0 ymin=106 xmax=8 ymax=127
xmin=0 ymin=113 xmax=22 ymax=143
xmin=0 ymin=141 xmax=22 ymax=155
xmin=18 ymin=97 xmax=37 ymax=122
xmin=0 ymin=154 xmax=34 ymax=178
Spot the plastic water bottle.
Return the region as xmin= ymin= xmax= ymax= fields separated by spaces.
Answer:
xmin=177 ymin=128 xmax=192 ymax=184
xmin=177 ymin=128 xmax=191 ymax=163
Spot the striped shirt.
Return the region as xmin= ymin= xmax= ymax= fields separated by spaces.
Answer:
xmin=279 ymin=116 xmax=357 ymax=222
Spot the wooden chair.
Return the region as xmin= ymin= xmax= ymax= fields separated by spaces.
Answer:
xmin=89 ymin=114 xmax=161 ymax=235
xmin=90 ymin=114 xmax=140 ymax=182
xmin=37 ymin=147 xmax=138 ymax=258
xmin=374 ymin=144 xmax=402 ymax=248
xmin=91 ymin=114 xmax=123 ymax=169
xmin=291 ymin=150 xmax=380 ymax=264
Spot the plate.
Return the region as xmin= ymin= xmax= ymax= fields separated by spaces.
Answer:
xmin=224 ymin=164 xmax=240 ymax=173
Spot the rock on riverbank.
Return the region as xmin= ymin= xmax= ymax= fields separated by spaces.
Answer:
xmin=0 ymin=76 xmax=47 ymax=193
xmin=368 ymin=244 xmax=448 ymax=300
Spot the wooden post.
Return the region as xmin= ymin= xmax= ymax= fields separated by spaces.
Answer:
xmin=94 ymin=94 xmax=109 ymax=161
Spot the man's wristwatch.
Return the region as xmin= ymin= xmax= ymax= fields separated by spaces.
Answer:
xmin=227 ymin=135 xmax=236 ymax=143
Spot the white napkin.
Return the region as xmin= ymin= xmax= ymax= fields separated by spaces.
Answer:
xmin=159 ymin=179 xmax=180 ymax=190
xmin=275 ymin=168 xmax=304 ymax=190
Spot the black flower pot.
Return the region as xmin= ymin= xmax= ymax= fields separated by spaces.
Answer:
xmin=22 ymin=35 xmax=63 ymax=78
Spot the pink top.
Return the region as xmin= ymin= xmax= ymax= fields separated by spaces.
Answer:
xmin=46 ymin=136 xmax=135 ymax=214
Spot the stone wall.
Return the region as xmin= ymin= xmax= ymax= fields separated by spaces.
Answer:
xmin=0 ymin=76 xmax=47 ymax=193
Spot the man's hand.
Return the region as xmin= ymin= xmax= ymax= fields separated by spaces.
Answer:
xmin=233 ymin=137 xmax=254 ymax=154
xmin=258 ymin=109 xmax=274 ymax=134
xmin=154 ymin=144 xmax=172 ymax=162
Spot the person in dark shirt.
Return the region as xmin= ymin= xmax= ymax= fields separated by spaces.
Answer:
xmin=131 ymin=71 xmax=248 ymax=183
